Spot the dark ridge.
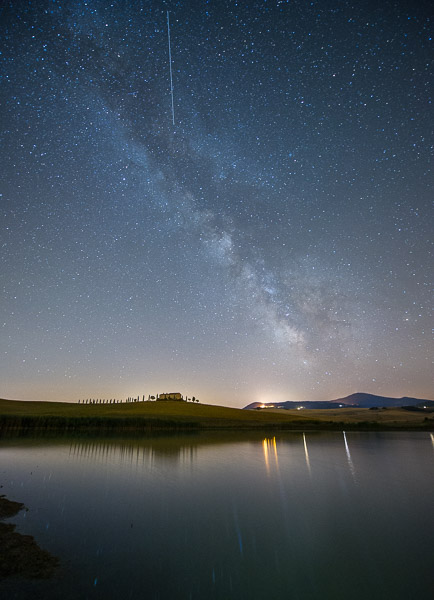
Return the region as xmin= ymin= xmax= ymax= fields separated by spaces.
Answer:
xmin=244 ymin=393 xmax=434 ymax=410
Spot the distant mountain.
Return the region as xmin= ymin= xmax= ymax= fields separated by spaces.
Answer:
xmin=331 ymin=393 xmax=434 ymax=408
xmin=244 ymin=393 xmax=434 ymax=410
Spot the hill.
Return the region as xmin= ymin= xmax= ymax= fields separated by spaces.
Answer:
xmin=0 ymin=396 xmax=433 ymax=432
xmin=0 ymin=398 xmax=309 ymax=431
xmin=244 ymin=393 xmax=434 ymax=410
xmin=330 ymin=393 xmax=434 ymax=408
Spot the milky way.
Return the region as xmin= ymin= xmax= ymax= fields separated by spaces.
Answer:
xmin=1 ymin=0 xmax=432 ymax=406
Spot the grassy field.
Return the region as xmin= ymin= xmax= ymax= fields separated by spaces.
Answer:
xmin=0 ymin=398 xmax=433 ymax=432
xmin=0 ymin=398 xmax=308 ymax=431
xmin=262 ymin=406 xmax=434 ymax=427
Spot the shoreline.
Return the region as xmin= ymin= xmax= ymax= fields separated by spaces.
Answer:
xmin=1 ymin=416 xmax=433 ymax=434
xmin=0 ymin=495 xmax=58 ymax=579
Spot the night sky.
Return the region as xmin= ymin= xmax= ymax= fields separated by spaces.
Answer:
xmin=1 ymin=0 xmax=433 ymax=407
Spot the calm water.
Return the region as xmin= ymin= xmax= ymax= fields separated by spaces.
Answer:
xmin=0 ymin=431 xmax=433 ymax=600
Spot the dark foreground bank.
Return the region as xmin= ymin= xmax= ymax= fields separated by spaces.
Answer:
xmin=0 ymin=495 xmax=58 ymax=579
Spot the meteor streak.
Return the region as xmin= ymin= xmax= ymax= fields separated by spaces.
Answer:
xmin=167 ymin=11 xmax=175 ymax=126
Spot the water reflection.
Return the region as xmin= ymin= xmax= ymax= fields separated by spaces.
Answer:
xmin=64 ymin=431 xmax=363 ymax=482
xmin=2 ymin=433 xmax=434 ymax=600
xmin=262 ymin=437 xmax=279 ymax=475
xmin=343 ymin=430 xmax=356 ymax=480
xmin=68 ymin=438 xmax=198 ymax=468
xmin=303 ymin=432 xmax=311 ymax=474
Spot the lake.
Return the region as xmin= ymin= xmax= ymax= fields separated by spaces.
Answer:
xmin=1 ymin=431 xmax=433 ymax=599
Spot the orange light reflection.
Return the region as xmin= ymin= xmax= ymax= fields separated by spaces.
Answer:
xmin=262 ymin=437 xmax=279 ymax=474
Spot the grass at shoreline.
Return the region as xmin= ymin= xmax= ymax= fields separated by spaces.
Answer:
xmin=0 ymin=398 xmax=433 ymax=432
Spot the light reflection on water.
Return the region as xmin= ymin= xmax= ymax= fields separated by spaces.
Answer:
xmin=262 ymin=436 xmax=279 ymax=475
xmin=303 ymin=432 xmax=311 ymax=474
xmin=342 ymin=431 xmax=356 ymax=481
xmin=1 ymin=431 xmax=433 ymax=600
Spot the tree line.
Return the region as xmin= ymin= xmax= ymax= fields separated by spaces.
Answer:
xmin=78 ymin=395 xmax=199 ymax=404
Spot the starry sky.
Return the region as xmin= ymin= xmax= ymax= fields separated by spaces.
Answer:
xmin=1 ymin=0 xmax=433 ymax=407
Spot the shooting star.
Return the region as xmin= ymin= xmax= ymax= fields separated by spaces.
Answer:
xmin=167 ymin=11 xmax=175 ymax=126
